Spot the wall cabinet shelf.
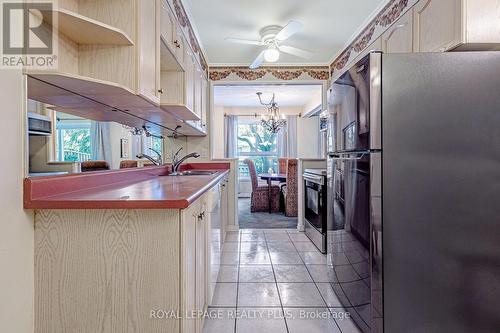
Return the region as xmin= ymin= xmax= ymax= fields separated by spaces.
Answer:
xmin=40 ymin=8 xmax=134 ymax=46
xmin=27 ymin=72 xmax=150 ymax=110
xmin=160 ymin=104 xmax=201 ymax=121
xmin=159 ymin=49 xmax=207 ymax=130
xmin=27 ymin=72 xmax=205 ymax=137
xmin=159 ymin=39 xmax=201 ymax=121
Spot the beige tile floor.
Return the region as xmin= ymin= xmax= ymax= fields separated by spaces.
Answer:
xmin=202 ymin=229 xmax=369 ymax=333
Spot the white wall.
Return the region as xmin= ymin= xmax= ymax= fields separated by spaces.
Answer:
xmin=109 ymin=122 xmax=135 ymax=169
xmin=302 ymin=88 xmax=323 ymax=115
xmin=297 ymin=116 xmax=320 ymax=158
xmin=0 ymin=70 xmax=34 ymax=333
xmin=211 ymin=105 xmax=225 ymax=159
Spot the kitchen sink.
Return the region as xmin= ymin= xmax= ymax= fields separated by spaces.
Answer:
xmin=177 ymin=170 xmax=218 ymax=176
xmin=160 ymin=170 xmax=219 ymax=176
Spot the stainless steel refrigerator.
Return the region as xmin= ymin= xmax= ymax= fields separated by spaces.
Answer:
xmin=326 ymin=52 xmax=500 ymax=333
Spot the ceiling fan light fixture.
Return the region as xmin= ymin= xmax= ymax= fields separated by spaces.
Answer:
xmin=264 ymin=47 xmax=280 ymax=62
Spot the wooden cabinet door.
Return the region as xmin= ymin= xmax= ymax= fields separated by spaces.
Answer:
xmin=413 ymin=0 xmax=462 ymax=52
xmin=221 ymin=178 xmax=228 ymax=242
xmin=200 ymin=75 xmax=208 ymax=132
xmin=194 ymin=66 xmax=202 ymax=118
xmin=382 ymin=9 xmax=414 ymax=53
xmin=137 ymin=0 xmax=160 ymax=104
xmin=181 ymin=207 xmax=197 ymax=333
xmin=160 ymin=0 xmax=176 ymax=50
xmin=174 ymin=31 xmax=185 ymax=66
xmin=195 ymin=208 xmax=207 ymax=333
xmin=184 ymin=51 xmax=195 ymax=113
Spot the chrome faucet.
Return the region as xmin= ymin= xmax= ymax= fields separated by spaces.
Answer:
xmin=171 ymin=147 xmax=200 ymax=174
xmin=136 ymin=148 xmax=162 ymax=166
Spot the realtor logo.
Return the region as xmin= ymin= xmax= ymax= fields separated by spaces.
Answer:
xmin=1 ymin=1 xmax=57 ymax=68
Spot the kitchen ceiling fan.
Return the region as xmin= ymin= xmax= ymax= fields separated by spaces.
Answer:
xmin=225 ymin=20 xmax=313 ymax=69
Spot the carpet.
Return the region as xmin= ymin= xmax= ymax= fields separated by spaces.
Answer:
xmin=238 ymin=198 xmax=298 ymax=229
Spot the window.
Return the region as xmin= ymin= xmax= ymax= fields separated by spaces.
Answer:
xmin=237 ymin=118 xmax=278 ymax=175
xmin=55 ymin=113 xmax=91 ymax=162
xmin=141 ymin=135 xmax=164 ymax=157
xmin=150 ymin=136 xmax=163 ymax=153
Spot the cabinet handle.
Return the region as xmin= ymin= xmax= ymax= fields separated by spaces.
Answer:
xmin=173 ymin=40 xmax=180 ymax=48
xmin=198 ymin=211 xmax=205 ymax=221
xmin=158 ymin=88 xmax=164 ymax=94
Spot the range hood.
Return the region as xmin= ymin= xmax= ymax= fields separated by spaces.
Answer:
xmin=28 ymin=112 xmax=52 ymax=136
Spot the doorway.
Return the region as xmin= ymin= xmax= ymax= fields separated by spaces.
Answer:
xmin=212 ymin=84 xmax=323 ymax=230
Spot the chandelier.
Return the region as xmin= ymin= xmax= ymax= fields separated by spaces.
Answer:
xmin=256 ymin=92 xmax=286 ymax=133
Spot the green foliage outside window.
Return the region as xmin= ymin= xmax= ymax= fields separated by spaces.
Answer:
xmin=151 ymin=136 xmax=163 ymax=153
xmin=237 ymin=122 xmax=278 ymax=174
xmin=59 ymin=128 xmax=91 ymax=161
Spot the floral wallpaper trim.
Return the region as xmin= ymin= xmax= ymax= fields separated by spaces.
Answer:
xmin=209 ymin=66 xmax=330 ymax=81
xmin=172 ymin=0 xmax=208 ymax=71
xmin=330 ymin=0 xmax=411 ymax=74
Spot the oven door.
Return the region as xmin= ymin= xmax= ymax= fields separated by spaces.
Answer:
xmin=304 ymin=175 xmax=323 ymax=230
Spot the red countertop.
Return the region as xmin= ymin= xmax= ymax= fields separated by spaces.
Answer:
xmin=24 ymin=162 xmax=230 ymax=209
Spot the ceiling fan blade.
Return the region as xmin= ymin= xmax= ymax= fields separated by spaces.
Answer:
xmin=225 ymin=38 xmax=264 ymax=46
xmin=275 ymin=20 xmax=303 ymax=41
xmin=249 ymin=50 xmax=265 ymax=69
xmin=279 ymin=45 xmax=314 ymax=59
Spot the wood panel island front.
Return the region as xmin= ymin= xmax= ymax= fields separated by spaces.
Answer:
xmin=24 ymin=163 xmax=231 ymax=333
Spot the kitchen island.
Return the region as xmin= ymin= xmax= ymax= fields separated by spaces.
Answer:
xmin=24 ymin=163 xmax=231 ymax=333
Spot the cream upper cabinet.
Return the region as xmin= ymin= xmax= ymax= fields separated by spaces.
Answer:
xmin=175 ymin=32 xmax=186 ymax=67
xmin=160 ymin=0 xmax=176 ymax=51
xmin=414 ymin=0 xmax=500 ymax=52
xmin=194 ymin=66 xmax=203 ymax=118
xmin=382 ymin=9 xmax=414 ymax=53
xmin=191 ymin=65 xmax=208 ymax=132
xmin=200 ymin=76 xmax=208 ymax=132
xmin=159 ymin=48 xmax=201 ymax=122
xmin=159 ymin=1 xmax=186 ymax=68
xmin=137 ymin=0 xmax=160 ymax=104
xmin=185 ymin=51 xmax=196 ymax=113
xmin=463 ymin=0 xmax=500 ymax=45
xmin=413 ymin=0 xmax=462 ymax=52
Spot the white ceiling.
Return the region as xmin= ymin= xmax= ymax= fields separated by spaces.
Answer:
xmin=182 ymin=0 xmax=386 ymax=66
xmin=213 ymin=84 xmax=322 ymax=107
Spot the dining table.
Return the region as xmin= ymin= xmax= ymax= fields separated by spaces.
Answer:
xmin=258 ymin=173 xmax=287 ymax=213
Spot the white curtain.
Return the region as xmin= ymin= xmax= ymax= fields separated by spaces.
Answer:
xmin=131 ymin=133 xmax=142 ymax=158
xmin=277 ymin=115 xmax=297 ymax=157
xmin=224 ymin=115 xmax=237 ymax=158
xmin=90 ymin=121 xmax=112 ymax=164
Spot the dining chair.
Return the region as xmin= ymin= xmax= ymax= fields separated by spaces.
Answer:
xmin=278 ymin=157 xmax=288 ymax=174
xmin=81 ymin=161 xmax=110 ymax=172
xmin=278 ymin=157 xmax=288 ymax=192
xmin=243 ymin=159 xmax=281 ymax=213
xmin=119 ymin=160 xmax=138 ymax=168
xmin=282 ymin=159 xmax=298 ymax=217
